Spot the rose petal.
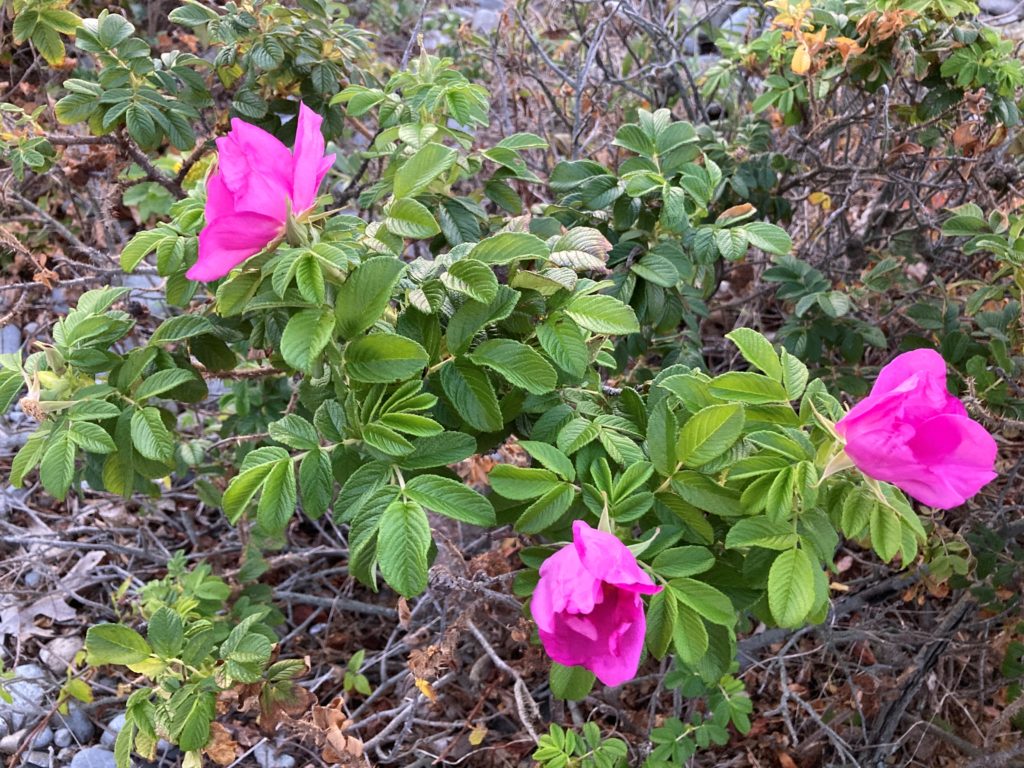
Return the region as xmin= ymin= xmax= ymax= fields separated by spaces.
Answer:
xmin=189 ymin=212 xmax=283 ymax=281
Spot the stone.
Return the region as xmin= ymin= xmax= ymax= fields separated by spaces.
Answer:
xmin=0 ymin=326 xmax=21 ymax=356
xmin=471 ymin=8 xmax=500 ymax=33
xmin=980 ymin=0 xmax=1023 ymax=16
xmin=40 ymin=637 xmax=84 ymax=675
xmin=253 ymin=741 xmax=296 ymax=768
xmin=31 ymin=727 xmax=52 ymax=749
xmin=22 ymin=750 xmax=50 ymax=767
xmin=0 ymin=665 xmax=50 ymax=730
xmin=0 ymin=729 xmax=25 ymax=754
xmin=56 ymin=706 xmax=95 ymax=744
xmin=70 ymin=747 xmax=117 ymax=768
xmin=98 ymin=714 xmax=124 ymax=747
xmin=54 ymin=728 xmax=72 ymax=748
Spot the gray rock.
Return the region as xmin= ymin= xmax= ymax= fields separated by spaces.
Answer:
xmin=980 ymin=0 xmax=1024 ymax=16
xmin=0 ymin=719 xmax=8 ymax=739
xmin=22 ymin=571 xmax=42 ymax=589
xmin=54 ymin=728 xmax=72 ymax=749
xmin=22 ymin=750 xmax=50 ymax=767
xmin=0 ymin=729 xmax=25 ymax=754
xmin=70 ymin=747 xmax=117 ymax=768
xmin=98 ymin=714 xmax=124 ymax=747
xmin=31 ymin=727 xmax=52 ymax=749
xmin=41 ymin=636 xmax=84 ymax=675
xmin=55 ymin=706 xmax=94 ymax=744
xmin=471 ymin=8 xmax=500 ymax=32
xmin=1 ymin=665 xmax=50 ymax=730
xmin=253 ymin=742 xmax=296 ymax=768
xmin=0 ymin=326 xmax=21 ymax=355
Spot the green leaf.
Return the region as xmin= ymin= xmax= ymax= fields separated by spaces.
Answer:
xmin=536 ymin=317 xmax=588 ymax=378
xmin=670 ymin=578 xmax=735 ymax=626
xmin=130 ymin=407 xmax=173 ymax=462
xmin=335 ymin=257 xmax=406 ymax=339
xmin=549 ymin=663 xmax=596 ymax=701
xmin=767 ymin=548 xmax=816 ymax=628
xmin=708 ymin=371 xmax=789 ymax=404
xmin=725 ymin=328 xmax=782 ymax=381
xmin=169 ymin=687 xmax=215 ymax=751
xmin=780 ymin=349 xmax=809 ymax=400
xmin=488 ymin=465 xmax=563 ymax=500
xmin=299 ymin=448 xmax=333 ymax=520
xmin=268 ymin=414 xmax=319 ymax=450
xmin=469 ymin=232 xmax=548 ymax=265
xmin=645 ymin=589 xmax=677 ymax=659
xmin=870 ymin=503 xmax=902 ymax=562
xmin=69 ymin=422 xmax=116 ymax=454
xmin=86 ymin=624 xmax=152 ymax=666
xmin=442 ymin=259 xmax=498 ymax=303
xmin=147 ymin=606 xmax=185 ymax=659
xmin=404 ymin=474 xmax=495 ymax=526
xmin=646 ymin=399 xmax=678 ymax=477
xmin=517 ymin=441 xmax=575 ymax=481
xmin=377 ymin=499 xmax=431 ymax=597
xmin=651 ymin=547 xmax=715 ymax=578
xmin=394 ymin=142 xmax=457 ymax=198
xmin=222 ymin=462 xmax=276 ymax=524
xmin=743 ymin=222 xmax=792 ymax=255
xmin=516 ymin=482 xmax=575 ymax=534
xmin=385 ymin=198 xmax=441 ymax=239
xmin=257 ymin=460 xmax=297 ymax=535
xmin=135 ymin=369 xmax=196 ymax=400
xmin=40 ymin=434 xmax=75 ymax=500
xmin=467 ymin=339 xmax=557 ymax=395
xmin=675 ymin=403 xmax=744 ymax=467
xmin=11 ymin=432 xmax=47 ymax=487
xmin=725 ymin=516 xmax=799 ymax=550
xmin=439 ymin=361 xmax=503 ymax=432
xmin=565 ymin=294 xmax=640 ymax=335
xmin=399 ymin=432 xmax=477 ymax=469
xmin=149 ymin=315 xmax=213 ymax=344
xmin=345 ymin=334 xmax=429 ymax=383
xmin=281 ymin=309 xmax=334 ymax=372
xmin=672 ymin=603 xmax=709 ymax=665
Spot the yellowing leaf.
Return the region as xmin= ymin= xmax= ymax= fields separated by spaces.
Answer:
xmin=414 ymin=677 xmax=437 ymax=702
xmin=808 ymin=192 xmax=832 ymax=210
xmin=791 ymin=42 xmax=811 ymax=75
xmin=469 ymin=724 xmax=488 ymax=745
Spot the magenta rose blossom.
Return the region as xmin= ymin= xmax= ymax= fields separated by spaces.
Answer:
xmin=186 ymin=102 xmax=335 ymax=282
xmin=836 ymin=348 xmax=997 ymax=509
xmin=531 ymin=520 xmax=662 ymax=686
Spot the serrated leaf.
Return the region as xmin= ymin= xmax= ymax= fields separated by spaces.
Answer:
xmin=676 ymin=403 xmax=744 ymax=467
xmin=336 ymin=257 xmax=406 ymax=339
xmin=268 ymin=414 xmax=319 ymax=450
xmin=385 ymin=198 xmax=441 ymax=239
xmin=442 ymin=259 xmax=498 ymax=303
xmin=516 ymin=482 xmax=575 ymax=533
xmin=257 ymin=460 xmax=297 ymax=535
xmin=86 ymin=624 xmax=152 ymax=666
xmin=565 ymin=294 xmax=639 ymax=335
xmin=40 ymin=434 xmax=75 ymax=500
xmin=404 ymin=474 xmax=495 ymax=526
xmin=469 ymin=232 xmax=547 ymax=265
xmin=536 ymin=317 xmax=588 ymax=378
xmin=439 ymin=360 xmax=503 ymax=432
xmin=768 ymin=548 xmax=815 ymax=627
xmin=281 ymin=309 xmax=334 ymax=372
xmin=394 ymin=142 xmax=457 ymax=198
xmin=135 ymin=369 xmax=196 ymax=400
xmin=725 ymin=328 xmax=782 ymax=381
xmin=467 ymin=339 xmax=557 ymax=395
xmin=345 ymin=334 xmax=428 ymax=383
xmin=708 ymin=371 xmax=789 ymax=404
xmin=69 ymin=422 xmax=116 ymax=454
xmin=130 ymin=407 xmax=173 ymax=462
xmin=148 ymin=607 xmax=185 ymax=659
xmin=378 ymin=499 xmax=431 ymax=597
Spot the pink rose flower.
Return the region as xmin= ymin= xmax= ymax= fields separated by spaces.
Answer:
xmin=531 ymin=520 xmax=662 ymax=686
xmin=836 ymin=348 xmax=997 ymax=509
xmin=186 ymin=103 xmax=335 ymax=282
